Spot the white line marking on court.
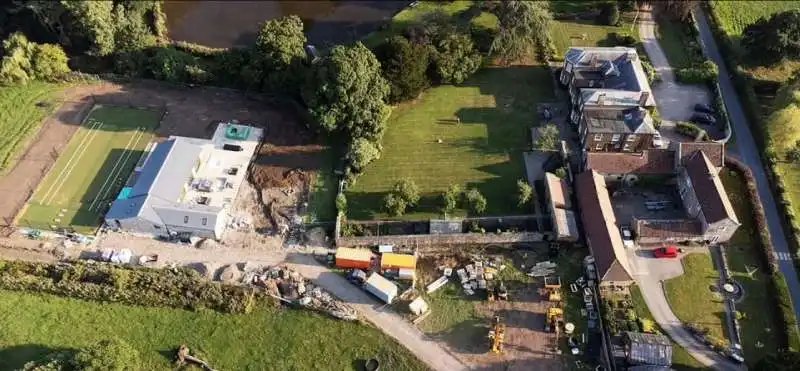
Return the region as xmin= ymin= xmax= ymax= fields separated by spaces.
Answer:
xmin=40 ymin=120 xmax=103 ymax=204
xmin=44 ymin=123 xmax=105 ymax=205
xmin=90 ymin=128 xmax=146 ymax=211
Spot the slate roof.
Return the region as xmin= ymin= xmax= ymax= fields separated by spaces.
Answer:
xmin=575 ymin=170 xmax=633 ymax=283
xmin=684 ymin=151 xmax=739 ymax=224
xmin=624 ymin=332 xmax=672 ymax=366
xmin=678 ymin=142 xmax=725 ymax=168
xmin=564 ymin=47 xmax=655 ymax=106
xmin=585 ymin=150 xmax=674 ymax=175
xmin=582 ymin=107 xmax=657 ymax=134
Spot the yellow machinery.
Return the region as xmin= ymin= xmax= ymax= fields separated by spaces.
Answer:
xmin=488 ymin=315 xmax=506 ymax=353
xmin=544 ymin=306 xmax=564 ymax=333
xmin=539 ymin=276 xmax=562 ymax=302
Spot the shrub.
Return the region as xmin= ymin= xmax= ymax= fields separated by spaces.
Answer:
xmin=335 ymin=193 xmax=347 ymax=213
xmin=609 ymin=32 xmax=637 ymax=47
xmin=383 ymin=193 xmax=407 ymax=216
xmin=31 ymin=44 xmax=71 ymax=82
xmin=393 ymin=179 xmax=421 ymax=207
xmin=347 ymin=138 xmax=382 ymax=173
xmin=639 ymin=318 xmax=656 ymax=333
xmin=74 ymin=339 xmax=141 ymax=371
xmin=533 ymin=124 xmax=560 ymax=150
xmin=375 ymin=36 xmax=431 ymax=103
xmin=516 ymin=179 xmax=532 ymax=208
xmin=554 ymin=167 xmax=567 ymax=179
xmin=465 ymin=188 xmax=487 ymax=214
xmin=675 ymin=59 xmax=719 ymax=84
xmin=640 ymin=59 xmax=660 ymax=84
xmin=148 ymin=47 xmax=196 ymax=82
xmin=432 ymin=31 xmax=481 ymax=84
xmin=441 ymin=184 xmax=461 ymax=214
xmin=675 ymin=121 xmax=706 ymax=139
xmin=598 ymin=2 xmax=620 ymax=26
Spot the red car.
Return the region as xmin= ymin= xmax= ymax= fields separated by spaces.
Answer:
xmin=654 ymin=246 xmax=679 ymax=259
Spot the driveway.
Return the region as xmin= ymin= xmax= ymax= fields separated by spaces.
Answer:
xmin=627 ymin=249 xmax=745 ymax=371
xmin=638 ymin=7 xmax=711 ymax=147
xmin=694 ymin=7 xmax=800 ymax=322
xmin=287 ymin=253 xmax=468 ymax=371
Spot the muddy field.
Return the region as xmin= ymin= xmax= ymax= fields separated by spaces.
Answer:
xmin=0 ymin=80 xmax=328 ymax=237
xmin=416 ymin=248 xmax=564 ymax=371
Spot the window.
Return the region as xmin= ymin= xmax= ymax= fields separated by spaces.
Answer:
xmin=153 ymin=225 xmax=161 ymax=230
xmin=202 ymin=217 xmax=208 ymax=226
xmin=183 ymin=216 xmax=189 ymax=224
xmin=565 ymin=63 xmax=573 ymax=73
xmin=595 ymin=143 xmax=603 ymax=151
xmin=627 ymin=135 xmax=637 ymax=141
xmin=623 ymin=143 xmax=632 ymax=151
xmin=611 ymin=134 xmax=621 ymax=142
xmin=593 ymin=134 xmax=602 ymax=141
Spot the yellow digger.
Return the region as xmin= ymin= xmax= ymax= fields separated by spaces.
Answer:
xmin=488 ymin=315 xmax=506 ymax=354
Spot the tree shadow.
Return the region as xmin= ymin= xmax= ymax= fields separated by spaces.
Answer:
xmin=427 ymin=318 xmax=491 ymax=354
xmin=0 ymin=344 xmax=77 ymax=371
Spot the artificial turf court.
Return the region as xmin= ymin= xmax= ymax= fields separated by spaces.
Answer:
xmin=20 ymin=106 xmax=161 ymax=233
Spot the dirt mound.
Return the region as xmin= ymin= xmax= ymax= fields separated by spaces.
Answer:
xmin=217 ymin=264 xmax=242 ymax=283
xmin=249 ymin=144 xmax=325 ymax=189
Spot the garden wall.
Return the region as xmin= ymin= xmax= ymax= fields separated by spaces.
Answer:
xmin=336 ymin=231 xmax=544 ymax=248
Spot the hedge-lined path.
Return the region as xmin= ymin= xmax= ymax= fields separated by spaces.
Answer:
xmin=694 ymin=6 xmax=800 ymax=323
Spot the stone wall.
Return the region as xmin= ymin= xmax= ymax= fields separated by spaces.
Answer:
xmin=335 ymin=232 xmax=544 ymax=248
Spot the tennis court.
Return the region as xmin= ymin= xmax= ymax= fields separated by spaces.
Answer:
xmin=20 ymin=105 xmax=162 ymax=233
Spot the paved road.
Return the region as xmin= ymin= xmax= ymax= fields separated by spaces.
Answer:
xmin=694 ymin=7 xmax=800 ymax=322
xmin=287 ymin=253 xmax=468 ymax=371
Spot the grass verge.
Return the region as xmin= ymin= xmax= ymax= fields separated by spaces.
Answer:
xmin=0 ymin=82 xmax=63 ymax=174
xmin=0 ymin=290 xmax=429 ymax=371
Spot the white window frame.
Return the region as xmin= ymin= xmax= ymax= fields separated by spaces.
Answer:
xmin=202 ymin=217 xmax=208 ymax=226
xmin=623 ymin=143 xmax=632 ymax=151
xmin=611 ymin=134 xmax=621 ymax=142
xmin=627 ymin=134 xmax=637 ymax=142
xmin=593 ymin=134 xmax=602 ymax=141
xmin=595 ymin=143 xmax=603 ymax=151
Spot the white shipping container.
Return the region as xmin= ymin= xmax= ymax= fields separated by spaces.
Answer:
xmin=364 ymin=273 xmax=398 ymax=304
xmin=378 ymin=245 xmax=394 ymax=253
xmin=426 ymin=276 xmax=449 ymax=293
xmin=398 ymin=268 xmax=415 ymax=280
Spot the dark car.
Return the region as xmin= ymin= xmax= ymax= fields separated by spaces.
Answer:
xmin=694 ymin=103 xmax=714 ymax=114
xmin=690 ymin=112 xmax=717 ymax=125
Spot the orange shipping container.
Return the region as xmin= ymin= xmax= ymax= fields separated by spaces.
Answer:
xmin=335 ymin=247 xmax=373 ymax=270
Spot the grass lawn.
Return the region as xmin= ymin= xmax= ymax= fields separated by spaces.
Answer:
xmin=346 ymin=66 xmax=554 ymax=219
xmin=664 ymin=254 xmax=728 ymax=344
xmin=630 ymin=286 xmax=706 ymax=370
xmin=0 ymin=82 xmax=63 ymax=174
xmin=720 ymin=170 xmax=782 ymax=363
xmin=20 ymin=106 xmax=161 ymax=234
xmin=0 ymin=290 xmax=429 ymax=371
xmin=306 ymin=148 xmax=339 ymax=223
xmin=549 ymin=0 xmax=641 ymax=58
xmin=708 ymin=1 xmax=800 ymax=37
xmin=655 ymin=17 xmax=700 ymax=70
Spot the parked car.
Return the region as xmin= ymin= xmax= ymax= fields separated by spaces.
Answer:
xmin=694 ymin=103 xmax=714 ymax=114
xmin=690 ymin=112 xmax=716 ymax=125
xmin=653 ymin=246 xmax=679 ymax=259
xmin=620 ymin=226 xmax=634 ymax=248
xmin=652 ymin=132 xmax=664 ymax=149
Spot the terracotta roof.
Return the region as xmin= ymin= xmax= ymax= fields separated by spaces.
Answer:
xmin=635 ymin=219 xmax=703 ymax=239
xmin=684 ymin=152 xmax=739 ymax=224
xmin=545 ymin=172 xmax=572 ymax=209
xmin=585 ymin=150 xmax=674 ymax=175
xmin=575 ymin=170 xmax=633 ymax=283
xmin=679 ymin=142 xmax=725 ymax=168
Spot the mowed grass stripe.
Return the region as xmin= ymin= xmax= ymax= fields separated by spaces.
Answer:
xmin=0 ymin=82 xmax=62 ymax=173
xmin=33 ymin=121 xmax=101 ymax=205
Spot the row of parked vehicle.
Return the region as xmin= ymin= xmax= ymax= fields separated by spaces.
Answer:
xmin=690 ymin=103 xmax=716 ymax=125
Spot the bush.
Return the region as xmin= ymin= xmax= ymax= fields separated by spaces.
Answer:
xmin=393 ymin=179 xmax=421 ymax=207
xmin=465 ymin=188 xmax=487 ymax=214
xmin=598 ymin=2 xmax=620 ymax=26
xmin=432 ymin=31 xmax=481 ymax=84
xmin=335 ymin=193 xmax=347 ymax=213
xmin=31 ymin=44 xmax=71 ymax=82
xmin=375 ymin=36 xmax=431 ymax=103
xmin=441 ymin=184 xmax=461 ymax=214
xmin=147 ymin=47 xmax=196 ymax=83
xmin=0 ymin=260 xmax=261 ymax=314
xmin=516 ymin=179 xmax=532 ymax=208
xmin=609 ymin=32 xmax=637 ymax=47
xmin=675 ymin=121 xmax=706 ymax=139
xmin=383 ymin=193 xmax=407 ymax=216
xmin=676 ymin=59 xmax=719 ymax=84
xmin=74 ymin=339 xmax=141 ymax=371
xmin=641 ymin=59 xmax=660 ymax=84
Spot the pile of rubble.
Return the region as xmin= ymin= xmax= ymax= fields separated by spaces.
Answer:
xmin=527 ymin=260 xmax=557 ymax=277
xmin=437 ymin=256 xmax=505 ymax=296
xmin=244 ymin=265 xmax=357 ymax=321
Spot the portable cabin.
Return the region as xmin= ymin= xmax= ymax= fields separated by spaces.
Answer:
xmin=380 ymin=253 xmax=417 ymax=271
xmin=364 ymin=273 xmax=398 ymax=304
xmin=335 ymin=247 xmax=373 ymax=270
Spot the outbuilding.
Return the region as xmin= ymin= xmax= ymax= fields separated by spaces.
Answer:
xmin=335 ymin=247 xmax=373 ymax=270
xmin=364 ymin=273 xmax=398 ymax=304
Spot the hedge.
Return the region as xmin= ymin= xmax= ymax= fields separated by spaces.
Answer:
xmin=0 ymin=260 xmax=265 ymax=314
xmin=725 ymin=157 xmax=800 ymax=350
xmin=676 ymin=121 xmax=707 ymax=140
xmin=675 ymin=59 xmax=719 ymax=84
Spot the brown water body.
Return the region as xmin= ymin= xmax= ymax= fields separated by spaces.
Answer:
xmin=163 ymin=1 xmax=410 ymax=49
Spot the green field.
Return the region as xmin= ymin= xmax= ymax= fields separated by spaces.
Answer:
xmin=20 ymin=106 xmax=161 ymax=233
xmin=664 ymin=254 xmax=728 ymax=344
xmin=0 ymin=82 xmax=63 ymax=174
xmin=0 ymin=290 xmax=428 ymax=371
xmin=346 ymin=66 xmax=554 ymax=219
xmin=709 ymin=1 xmax=800 ymax=37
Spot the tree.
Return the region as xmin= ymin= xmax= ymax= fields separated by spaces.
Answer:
xmin=658 ymin=0 xmax=699 ymax=22
xmin=73 ymin=338 xmax=141 ymax=371
xmin=786 ymin=141 xmax=800 ymax=163
xmin=617 ymin=0 xmax=636 ymax=12
xmin=148 ymin=47 xmax=196 ymax=82
xmin=742 ymin=10 xmax=800 ymax=64
xmin=599 ymin=2 xmax=620 ymax=26
xmin=336 ymin=193 xmax=347 ymax=213
xmin=383 ymin=193 xmax=407 ymax=216
xmin=302 ymin=42 xmax=391 ymax=142
xmin=347 ymin=138 xmax=382 ymax=172
xmin=393 ymin=179 xmax=420 ymax=206
xmin=375 ymin=36 xmax=431 ymax=103
xmin=251 ymin=15 xmax=307 ymax=94
xmin=554 ymin=167 xmax=567 ymax=179
xmin=516 ymin=179 xmax=532 ymax=208
xmin=491 ymin=1 xmax=553 ymax=64
xmin=533 ymin=124 xmax=560 ymax=150
xmin=432 ymin=32 xmax=481 ymax=84
xmin=755 ymin=352 xmax=800 ymax=371
xmin=31 ymin=43 xmax=70 ymax=81
xmin=465 ymin=188 xmax=487 ymax=214
xmin=0 ymin=32 xmax=36 ymax=85
xmin=404 ymin=8 xmax=456 ymax=46
xmin=441 ymin=184 xmax=461 ymax=214
xmin=62 ymin=1 xmax=116 ymax=56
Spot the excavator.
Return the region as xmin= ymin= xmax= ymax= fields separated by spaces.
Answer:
xmin=487 ymin=315 xmax=506 ymax=353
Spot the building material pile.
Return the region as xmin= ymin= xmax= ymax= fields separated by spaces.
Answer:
xmin=528 ymin=260 xmax=557 ymax=277
xmin=453 ymin=256 xmax=503 ymax=296
xmin=245 ymin=265 xmax=357 ymax=321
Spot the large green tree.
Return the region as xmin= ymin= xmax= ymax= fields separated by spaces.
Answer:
xmin=251 ymin=15 xmax=307 ymax=93
xmin=61 ymin=0 xmax=116 ymax=56
xmin=31 ymin=43 xmax=70 ymax=81
xmin=742 ymin=10 xmax=800 ymax=65
xmin=375 ymin=36 xmax=430 ymax=103
xmin=347 ymin=137 xmax=382 ymax=172
xmin=0 ymin=32 xmax=36 ymax=85
xmin=302 ymin=42 xmax=391 ymax=142
xmin=433 ymin=32 xmax=481 ymax=84
xmin=754 ymin=352 xmax=800 ymax=371
xmin=491 ymin=1 xmax=553 ymax=64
